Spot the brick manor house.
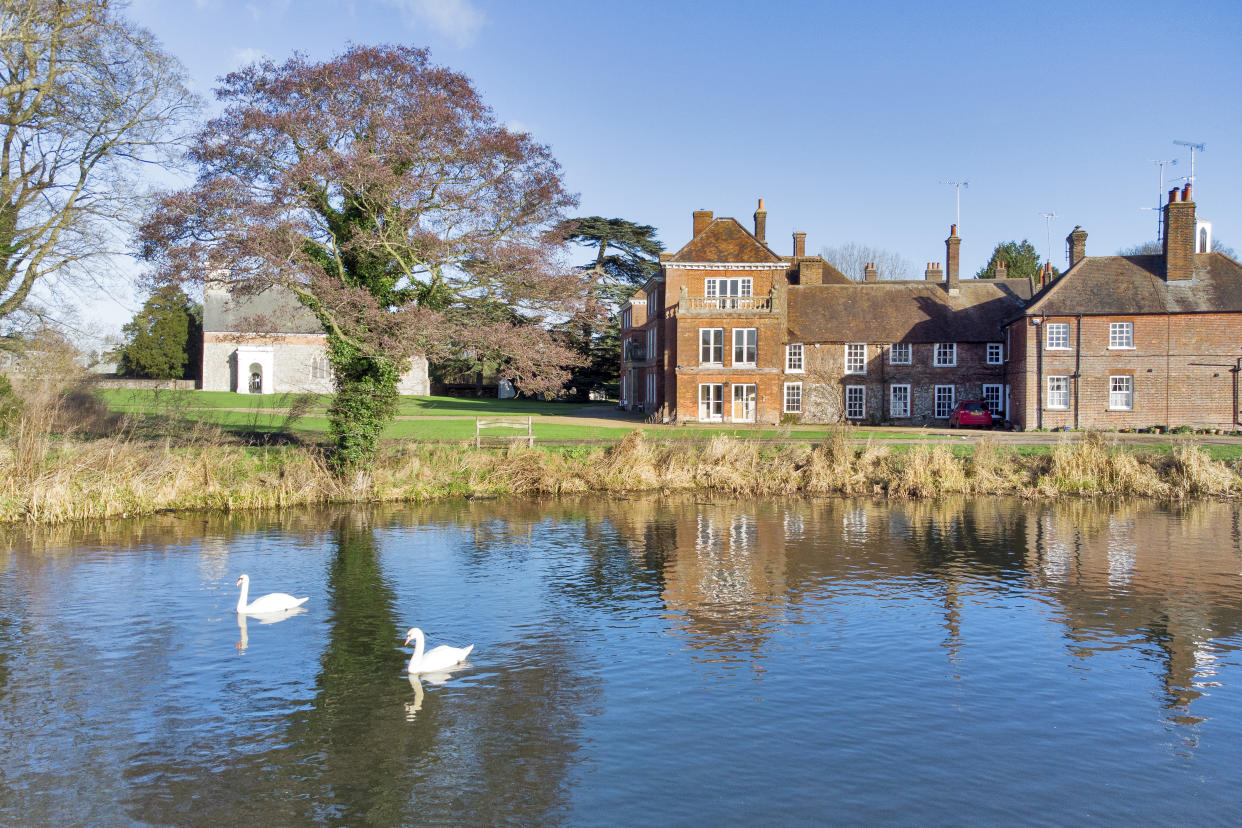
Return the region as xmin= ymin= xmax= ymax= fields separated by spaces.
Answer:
xmin=620 ymin=188 xmax=1242 ymax=430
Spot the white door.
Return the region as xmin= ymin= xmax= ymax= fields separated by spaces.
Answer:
xmin=699 ymin=383 xmax=723 ymax=421
xmin=732 ymin=384 xmax=757 ymax=422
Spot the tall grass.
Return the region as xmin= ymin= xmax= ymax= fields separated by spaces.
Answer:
xmin=7 ymin=384 xmax=1242 ymax=525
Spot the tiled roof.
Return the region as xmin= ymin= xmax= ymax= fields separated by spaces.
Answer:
xmin=788 ymin=279 xmax=1033 ymax=343
xmin=671 ymin=218 xmax=783 ymax=263
xmin=1023 ymin=252 xmax=1242 ymax=316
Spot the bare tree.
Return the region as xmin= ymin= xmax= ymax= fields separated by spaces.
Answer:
xmin=0 ymin=0 xmax=196 ymax=325
xmin=820 ymin=242 xmax=916 ymax=281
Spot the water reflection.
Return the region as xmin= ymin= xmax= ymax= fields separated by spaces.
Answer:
xmin=2 ymin=497 xmax=1242 ymax=823
xmin=236 ymin=606 xmax=307 ymax=651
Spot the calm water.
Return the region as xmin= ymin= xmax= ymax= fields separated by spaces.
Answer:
xmin=3 ymin=497 xmax=1242 ymax=826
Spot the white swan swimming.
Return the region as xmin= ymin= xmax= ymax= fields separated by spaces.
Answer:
xmin=235 ymin=574 xmax=309 ymax=614
xmin=404 ymin=627 xmax=473 ymax=675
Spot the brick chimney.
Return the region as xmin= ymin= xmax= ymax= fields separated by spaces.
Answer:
xmin=1163 ymin=184 xmax=1195 ymax=281
xmin=864 ymin=262 xmax=878 ymax=282
xmin=1039 ymin=261 xmax=1054 ymax=289
xmin=995 ymin=259 xmax=1008 ymax=280
xmin=693 ymin=210 xmax=713 ymax=237
xmin=793 ymin=231 xmax=806 ymax=258
xmin=925 ymin=262 xmax=943 ymax=281
xmin=945 ymin=224 xmax=960 ymax=293
xmin=753 ymin=198 xmax=767 ymax=243
xmin=1067 ymin=226 xmax=1087 ymax=269
xmin=800 ymin=260 xmax=824 ymax=286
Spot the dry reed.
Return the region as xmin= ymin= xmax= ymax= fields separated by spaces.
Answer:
xmin=8 ymin=386 xmax=1242 ymax=524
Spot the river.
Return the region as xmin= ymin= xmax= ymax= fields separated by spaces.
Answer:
xmin=2 ymin=496 xmax=1241 ymax=825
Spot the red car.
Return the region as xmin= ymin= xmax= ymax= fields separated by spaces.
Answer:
xmin=949 ymin=400 xmax=993 ymax=428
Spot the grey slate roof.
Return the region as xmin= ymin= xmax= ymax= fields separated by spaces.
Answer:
xmin=1022 ymin=252 xmax=1242 ymax=317
xmin=202 ymin=283 xmax=323 ymax=335
xmin=788 ymin=278 xmax=1034 ymax=343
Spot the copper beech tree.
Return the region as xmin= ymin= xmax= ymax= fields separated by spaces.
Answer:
xmin=141 ymin=45 xmax=585 ymax=469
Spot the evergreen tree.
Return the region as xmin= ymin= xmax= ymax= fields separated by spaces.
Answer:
xmin=559 ymin=217 xmax=663 ymax=394
xmin=118 ymin=286 xmax=201 ymax=379
xmin=976 ymin=240 xmax=1058 ymax=281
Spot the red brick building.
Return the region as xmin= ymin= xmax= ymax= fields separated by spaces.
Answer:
xmin=1005 ymin=185 xmax=1242 ymax=430
xmin=621 ymin=190 xmax=1242 ymax=430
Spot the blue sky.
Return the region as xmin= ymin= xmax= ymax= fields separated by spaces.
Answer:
xmin=97 ymin=0 xmax=1242 ymax=331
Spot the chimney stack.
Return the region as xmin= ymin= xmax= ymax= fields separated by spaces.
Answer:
xmin=995 ymin=259 xmax=1008 ymax=280
xmin=1163 ymin=184 xmax=1196 ymax=281
xmin=1067 ymin=226 xmax=1087 ymax=269
xmin=793 ymin=231 xmax=806 ymax=258
xmin=693 ymin=210 xmax=713 ymax=237
xmin=945 ymin=224 xmax=960 ymax=293
xmin=925 ymin=262 xmax=943 ymax=281
xmin=753 ymin=198 xmax=767 ymax=243
xmin=864 ymin=262 xmax=878 ymax=282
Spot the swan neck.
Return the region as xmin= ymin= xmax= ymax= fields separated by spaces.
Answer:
xmin=410 ymin=629 xmax=425 ymax=671
xmin=237 ymin=577 xmax=248 ymax=612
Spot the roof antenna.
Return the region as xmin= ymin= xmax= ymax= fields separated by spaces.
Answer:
xmin=940 ymin=180 xmax=968 ymax=228
xmin=1173 ymin=139 xmax=1206 ymax=187
xmin=1140 ymin=158 xmax=1179 ymax=242
xmin=1039 ymin=211 xmax=1058 ymax=265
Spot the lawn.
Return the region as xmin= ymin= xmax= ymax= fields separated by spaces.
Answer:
xmin=91 ymin=388 xmax=1242 ymax=460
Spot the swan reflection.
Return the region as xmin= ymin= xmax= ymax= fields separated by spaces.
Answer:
xmin=404 ymin=665 xmax=470 ymax=721
xmin=236 ymin=606 xmax=307 ymax=651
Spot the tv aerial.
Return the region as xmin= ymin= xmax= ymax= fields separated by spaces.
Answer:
xmin=940 ymin=180 xmax=968 ymax=227
xmin=1039 ymin=211 xmax=1058 ymax=264
xmin=1173 ymin=139 xmax=1205 ymax=186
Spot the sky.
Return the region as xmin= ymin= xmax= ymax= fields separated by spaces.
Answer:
xmin=84 ymin=0 xmax=1242 ymax=334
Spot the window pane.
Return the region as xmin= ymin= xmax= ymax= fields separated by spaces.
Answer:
xmin=935 ymin=385 xmax=955 ymax=418
xmin=846 ymin=386 xmax=865 ymax=419
xmin=846 ymin=343 xmax=866 ymax=374
xmin=784 ymin=382 xmax=802 ymax=413
xmin=890 ymin=385 xmax=910 ymax=417
xmin=890 ymin=343 xmax=911 ymax=364
xmin=786 ymin=343 xmax=803 ymax=372
xmin=1046 ymin=323 xmax=1069 ymax=349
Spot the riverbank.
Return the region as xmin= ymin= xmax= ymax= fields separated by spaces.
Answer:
xmin=6 ymin=426 xmax=1240 ymax=524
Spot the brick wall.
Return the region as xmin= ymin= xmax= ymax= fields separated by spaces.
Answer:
xmin=793 ymin=340 xmax=1008 ymax=424
xmin=1008 ymin=312 xmax=1242 ymax=429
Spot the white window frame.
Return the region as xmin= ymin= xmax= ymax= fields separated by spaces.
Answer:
xmin=732 ymin=383 xmax=757 ymax=422
xmin=1046 ymin=376 xmax=1070 ymax=409
xmin=705 ymin=277 xmax=753 ymax=308
xmin=934 ymin=343 xmax=956 ymax=367
xmin=845 ymin=385 xmax=866 ymax=419
xmin=982 ymin=383 xmax=1003 ymax=417
xmin=986 ymin=343 xmax=1003 ymax=365
xmin=890 ymin=384 xmax=910 ymax=418
xmin=783 ymin=382 xmax=802 ymax=414
xmin=889 ymin=343 xmax=911 ymax=365
xmin=785 ymin=343 xmax=804 ymax=373
xmin=1109 ymin=375 xmax=1133 ymax=410
xmin=1109 ymin=322 xmax=1134 ymax=350
xmin=934 ymin=385 xmax=955 ymax=418
xmin=733 ymin=328 xmax=757 ymax=366
xmin=646 ymin=327 xmax=656 ymax=359
xmin=698 ymin=383 xmax=724 ymax=421
xmin=621 ymin=308 xmax=631 ymax=330
xmin=645 ymin=373 xmax=657 ymax=408
xmin=699 ymin=328 xmax=723 ymax=365
xmin=845 ymin=343 xmax=867 ymax=375
xmin=1046 ymin=322 xmax=1070 ymax=350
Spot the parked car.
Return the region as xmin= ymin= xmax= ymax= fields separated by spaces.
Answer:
xmin=949 ymin=400 xmax=993 ymax=428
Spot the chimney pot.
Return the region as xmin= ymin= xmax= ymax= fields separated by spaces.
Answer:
xmin=1163 ymin=181 xmax=1197 ymax=280
xmin=753 ymin=199 xmax=767 ymax=243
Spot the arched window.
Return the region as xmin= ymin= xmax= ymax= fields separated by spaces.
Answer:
xmin=249 ymin=363 xmax=263 ymax=394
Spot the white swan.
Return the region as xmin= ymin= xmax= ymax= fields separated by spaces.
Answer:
xmin=404 ymin=627 xmax=473 ymax=674
xmin=235 ymin=574 xmax=309 ymax=614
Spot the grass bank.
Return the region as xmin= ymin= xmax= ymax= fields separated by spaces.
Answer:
xmin=8 ymin=414 xmax=1242 ymax=523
